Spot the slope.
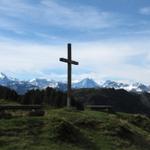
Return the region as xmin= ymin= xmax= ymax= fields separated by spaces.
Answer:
xmin=0 ymin=108 xmax=150 ymax=150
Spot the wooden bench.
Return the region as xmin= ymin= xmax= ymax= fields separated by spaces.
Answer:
xmin=0 ymin=105 xmax=45 ymax=117
xmin=0 ymin=105 xmax=43 ymax=110
xmin=87 ymin=105 xmax=113 ymax=112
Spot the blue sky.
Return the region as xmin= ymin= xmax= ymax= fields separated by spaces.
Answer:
xmin=0 ymin=0 xmax=150 ymax=84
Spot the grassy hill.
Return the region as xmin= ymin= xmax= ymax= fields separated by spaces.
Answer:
xmin=0 ymin=107 xmax=150 ymax=150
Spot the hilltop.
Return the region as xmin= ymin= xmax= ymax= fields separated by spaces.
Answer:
xmin=0 ymin=108 xmax=150 ymax=150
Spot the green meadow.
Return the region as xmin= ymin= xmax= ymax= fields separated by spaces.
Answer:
xmin=0 ymin=107 xmax=150 ymax=150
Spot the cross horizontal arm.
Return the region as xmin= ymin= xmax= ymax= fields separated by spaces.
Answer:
xmin=71 ymin=60 xmax=79 ymax=65
xmin=59 ymin=58 xmax=79 ymax=65
xmin=59 ymin=58 xmax=68 ymax=63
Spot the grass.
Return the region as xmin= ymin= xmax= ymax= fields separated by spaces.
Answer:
xmin=0 ymin=107 xmax=150 ymax=150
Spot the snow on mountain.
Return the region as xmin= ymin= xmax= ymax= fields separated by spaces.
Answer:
xmin=0 ymin=73 xmax=150 ymax=94
xmin=73 ymin=78 xmax=99 ymax=89
xmin=101 ymin=80 xmax=150 ymax=93
xmin=101 ymin=80 xmax=129 ymax=89
xmin=0 ymin=73 xmax=37 ymax=94
xmin=129 ymin=83 xmax=150 ymax=93
xmin=0 ymin=72 xmax=14 ymax=86
xmin=0 ymin=72 xmax=7 ymax=79
xmin=29 ymin=78 xmax=58 ymax=89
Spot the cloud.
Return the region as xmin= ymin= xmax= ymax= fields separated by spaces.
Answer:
xmin=41 ymin=0 xmax=120 ymax=29
xmin=0 ymin=0 xmax=120 ymax=35
xmin=0 ymin=0 xmax=149 ymax=43
xmin=0 ymin=41 xmax=64 ymax=72
xmin=1 ymin=1 xmax=150 ymax=84
xmin=1 ymin=36 xmax=150 ymax=84
xmin=139 ymin=7 xmax=150 ymax=15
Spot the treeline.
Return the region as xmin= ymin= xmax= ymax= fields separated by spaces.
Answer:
xmin=0 ymin=86 xmax=18 ymax=101
xmin=20 ymin=87 xmax=67 ymax=106
xmin=73 ymin=88 xmax=150 ymax=115
xmin=0 ymin=86 xmax=69 ymax=107
xmin=1 ymin=85 xmax=150 ymax=115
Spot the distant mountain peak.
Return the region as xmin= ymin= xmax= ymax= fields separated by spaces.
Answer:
xmin=83 ymin=78 xmax=97 ymax=82
xmin=80 ymin=78 xmax=95 ymax=83
xmin=0 ymin=73 xmax=150 ymax=94
xmin=73 ymin=78 xmax=99 ymax=89
xmin=0 ymin=72 xmax=7 ymax=79
xmin=29 ymin=78 xmax=58 ymax=89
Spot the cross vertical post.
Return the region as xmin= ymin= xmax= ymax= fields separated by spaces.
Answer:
xmin=67 ymin=44 xmax=71 ymax=107
xmin=59 ymin=43 xmax=79 ymax=108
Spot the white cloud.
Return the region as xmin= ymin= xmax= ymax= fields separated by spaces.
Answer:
xmin=0 ymin=1 xmax=150 ymax=84
xmin=0 ymin=41 xmax=64 ymax=72
xmin=139 ymin=7 xmax=150 ymax=15
xmin=41 ymin=0 xmax=119 ymax=29
xmin=1 ymin=37 xmax=150 ymax=84
xmin=0 ymin=0 xmax=120 ymax=33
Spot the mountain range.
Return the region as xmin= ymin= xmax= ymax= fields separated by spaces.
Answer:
xmin=0 ymin=72 xmax=150 ymax=94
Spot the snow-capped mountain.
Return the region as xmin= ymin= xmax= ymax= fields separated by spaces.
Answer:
xmin=0 ymin=72 xmax=13 ymax=86
xmin=29 ymin=78 xmax=67 ymax=91
xmin=0 ymin=72 xmax=150 ymax=94
xmin=101 ymin=80 xmax=150 ymax=93
xmin=0 ymin=72 xmax=7 ymax=79
xmin=29 ymin=78 xmax=58 ymax=89
xmin=0 ymin=73 xmax=37 ymax=94
xmin=73 ymin=78 xmax=99 ymax=89
xmin=102 ymin=80 xmax=129 ymax=89
xmin=127 ymin=83 xmax=150 ymax=93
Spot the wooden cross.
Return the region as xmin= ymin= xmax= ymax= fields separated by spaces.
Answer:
xmin=59 ymin=43 xmax=79 ymax=107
